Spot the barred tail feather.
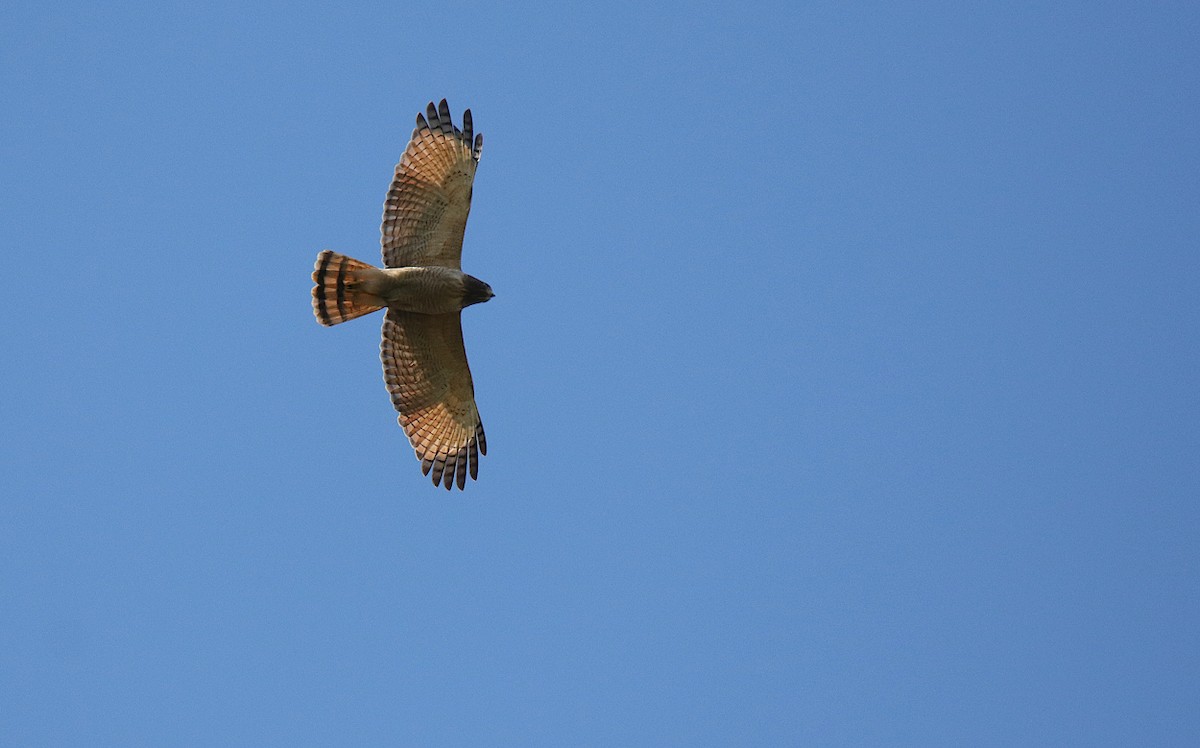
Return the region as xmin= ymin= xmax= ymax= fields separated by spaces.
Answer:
xmin=311 ymin=250 xmax=386 ymax=326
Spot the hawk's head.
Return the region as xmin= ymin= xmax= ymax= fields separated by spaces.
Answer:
xmin=461 ymin=275 xmax=495 ymax=308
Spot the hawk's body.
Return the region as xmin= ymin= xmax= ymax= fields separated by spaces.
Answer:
xmin=312 ymin=100 xmax=493 ymax=490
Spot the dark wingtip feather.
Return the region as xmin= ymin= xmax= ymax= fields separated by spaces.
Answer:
xmin=463 ymin=109 xmax=473 ymax=142
xmin=430 ymin=453 xmax=448 ymax=487
xmin=455 ymin=448 xmax=467 ymax=489
xmin=444 ymin=449 xmax=459 ymax=490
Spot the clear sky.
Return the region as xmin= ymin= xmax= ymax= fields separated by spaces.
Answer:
xmin=2 ymin=1 xmax=1198 ymax=745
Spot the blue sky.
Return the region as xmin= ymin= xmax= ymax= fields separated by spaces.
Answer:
xmin=2 ymin=1 xmax=1198 ymax=744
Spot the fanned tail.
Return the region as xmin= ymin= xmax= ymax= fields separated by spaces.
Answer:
xmin=311 ymin=250 xmax=386 ymax=326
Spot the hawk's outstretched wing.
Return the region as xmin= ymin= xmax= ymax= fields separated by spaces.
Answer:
xmin=381 ymin=99 xmax=483 ymax=269
xmin=381 ymin=309 xmax=487 ymax=490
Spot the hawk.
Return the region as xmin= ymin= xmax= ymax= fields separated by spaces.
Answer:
xmin=312 ymin=99 xmax=493 ymax=490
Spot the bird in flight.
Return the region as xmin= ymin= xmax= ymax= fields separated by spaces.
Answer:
xmin=312 ymin=99 xmax=493 ymax=490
